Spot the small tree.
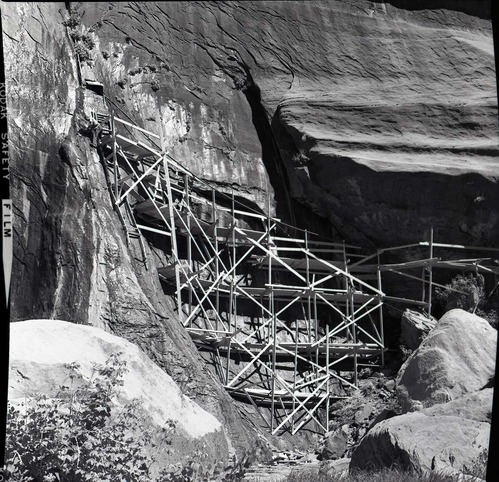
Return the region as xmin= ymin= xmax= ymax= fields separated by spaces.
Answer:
xmin=5 ymin=353 xmax=157 ymax=481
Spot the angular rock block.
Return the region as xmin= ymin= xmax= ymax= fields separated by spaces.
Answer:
xmin=400 ymin=309 xmax=437 ymax=350
xmin=350 ymin=390 xmax=492 ymax=474
xmin=396 ymin=309 xmax=496 ymax=412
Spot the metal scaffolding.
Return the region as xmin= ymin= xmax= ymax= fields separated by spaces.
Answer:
xmin=89 ymin=102 xmax=499 ymax=435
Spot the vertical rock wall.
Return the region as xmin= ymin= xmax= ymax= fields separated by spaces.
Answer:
xmin=3 ymin=1 xmax=264 ymax=462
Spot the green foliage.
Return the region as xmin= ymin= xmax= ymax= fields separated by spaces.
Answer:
xmin=462 ymin=449 xmax=488 ymax=480
xmin=435 ymin=273 xmax=498 ymax=328
xmin=62 ymin=9 xmax=95 ymax=65
xmin=291 ymin=148 xmax=309 ymax=168
xmin=73 ymin=43 xmax=92 ymax=63
xmin=81 ymin=35 xmax=95 ymax=52
xmin=5 ymin=353 xmax=157 ymax=481
xmin=62 ymin=11 xmax=80 ymax=30
xmin=399 ymin=343 xmax=413 ymax=362
xmin=4 ymin=353 xmax=246 ymax=482
xmin=435 ymin=273 xmax=484 ymax=309
xmin=233 ymin=75 xmax=248 ymax=92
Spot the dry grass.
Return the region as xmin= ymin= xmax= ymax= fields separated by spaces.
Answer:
xmin=285 ymin=467 xmax=475 ymax=482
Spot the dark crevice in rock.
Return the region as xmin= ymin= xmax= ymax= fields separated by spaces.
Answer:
xmin=236 ymin=65 xmax=297 ymax=226
xmin=269 ymin=109 xmax=347 ymax=242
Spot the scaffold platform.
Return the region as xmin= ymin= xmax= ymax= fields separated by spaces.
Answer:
xmin=88 ymin=99 xmax=499 ymax=436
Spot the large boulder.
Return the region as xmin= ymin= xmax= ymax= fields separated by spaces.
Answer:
xmin=8 ymin=320 xmax=230 ymax=473
xmin=350 ymin=389 xmax=493 ymax=474
xmin=400 ymin=309 xmax=437 ymax=350
xmin=396 ymin=309 xmax=496 ymax=412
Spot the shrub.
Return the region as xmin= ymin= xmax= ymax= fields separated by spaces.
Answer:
xmin=4 ymin=353 xmax=158 ymax=481
xmin=74 ymin=42 xmax=92 ymax=63
xmin=462 ymin=448 xmax=488 ymax=480
xmin=291 ymin=148 xmax=309 ymax=167
xmin=233 ymin=75 xmax=248 ymax=91
xmin=81 ymin=34 xmax=95 ymax=51
xmin=400 ymin=343 xmax=413 ymax=362
xmin=435 ymin=273 xmax=498 ymax=328
xmin=62 ymin=9 xmax=95 ymax=65
xmin=62 ymin=11 xmax=81 ymax=30
xmin=435 ymin=273 xmax=484 ymax=311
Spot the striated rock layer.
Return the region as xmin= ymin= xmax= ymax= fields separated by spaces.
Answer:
xmin=80 ymin=0 xmax=498 ymax=247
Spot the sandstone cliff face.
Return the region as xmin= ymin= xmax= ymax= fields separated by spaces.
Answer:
xmin=3 ymin=2 xmax=262 ymax=460
xmin=4 ymin=0 xmax=496 ymax=462
xmin=80 ymin=0 xmax=497 ymax=246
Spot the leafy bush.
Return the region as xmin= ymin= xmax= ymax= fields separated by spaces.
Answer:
xmin=62 ymin=11 xmax=81 ymax=30
xmin=62 ymin=9 xmax=95 ymax=65
xmin=5 ymin=353 xmax=159 ymax=481
xmin=435 ymin=273 xmax=484 ymax=311
xmin=291 ymin=148 xmax=309 ymax=168
xmin=462 ymin=449 xmax=488 ymax=480
xmin=73 ymin=43 xmax=92 ymax=63
xmin=4 ymin=352 xmax=246 ymax=482
xmin=81 ymin=35 xmax=95 ymax=52
xmin=233 ymin=75 xmax=249 ymax=92
xmin=435 ymin=273 xmax=498 ymax=328
xmin=399 ymin=343 xmax=413 ymax=362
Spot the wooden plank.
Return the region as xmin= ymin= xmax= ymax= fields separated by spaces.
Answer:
xmin=379 ymin=258 xmax=439 ymax=271
xmin=158 ymin=263 xmax=190 ymax=279
xmin=420 ymin=242 xmax=499 ymax=253
xmin=115 ymin=134 xmax=162 ymax=157
xmin=249 ymin=255 xmax=345 ymax=273
xmin=433 ymin=260 xmax=499 ymax=274
xmin=119 ymin=179 xmax=145 ymax=202
xmin=135 ymin=199 xmax=169 ymax=217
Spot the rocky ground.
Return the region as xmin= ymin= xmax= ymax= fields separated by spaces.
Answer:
xmin=318 ymin=309 xmax=495 ymax=480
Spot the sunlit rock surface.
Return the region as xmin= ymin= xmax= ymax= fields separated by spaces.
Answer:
xmin=9 ymin=319 xmax=229 ymax=474
xmin=81 ymin=0 xmax=498 ymax=246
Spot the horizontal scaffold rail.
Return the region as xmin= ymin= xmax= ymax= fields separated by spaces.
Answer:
xmin=89 ymin=100 xmax=498 ymax=436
